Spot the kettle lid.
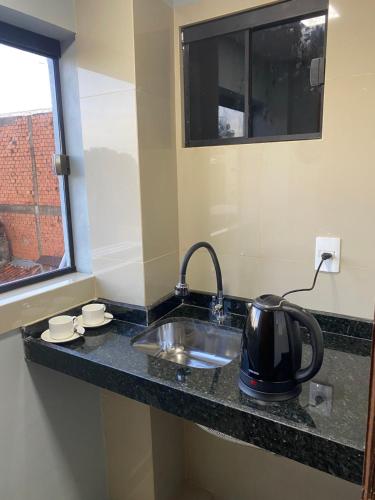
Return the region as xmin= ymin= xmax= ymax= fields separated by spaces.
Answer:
xmin=253 ymin=294 xmax=285 ymax=311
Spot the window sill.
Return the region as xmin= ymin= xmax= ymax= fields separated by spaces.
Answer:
xmin=0 ymin=272 xmax=96 ymax=335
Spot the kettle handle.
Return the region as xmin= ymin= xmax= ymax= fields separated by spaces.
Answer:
xmin=283 ymin=305 xmax=324 ymax=384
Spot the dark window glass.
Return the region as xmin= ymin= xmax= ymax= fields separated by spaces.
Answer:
xmin=188 ymin=31 xmax=246 ymax=142
xmin=251 ymin=15 xmax=325 ymax=138
xmin=183 ymin=4 xmax=328 ymax=147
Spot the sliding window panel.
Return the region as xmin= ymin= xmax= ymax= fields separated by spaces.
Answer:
xmin=186 ymin=31 xmax=247 ymax=144
xmin=251 ymin=14 xmax=326 ymax=138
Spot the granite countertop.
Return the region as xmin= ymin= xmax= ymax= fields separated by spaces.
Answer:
xmin=23 ymin=302 xmax=371 ymax=485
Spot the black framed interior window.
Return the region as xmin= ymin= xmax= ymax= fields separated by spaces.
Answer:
xmin=182 ymin=0 xmax=328 ymax=147
xmin=0 ymin=21 xmax=75 ymax=293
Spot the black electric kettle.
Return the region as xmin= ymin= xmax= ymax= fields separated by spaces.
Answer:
xmin=239 ymin=294 xmax=324 ymax=402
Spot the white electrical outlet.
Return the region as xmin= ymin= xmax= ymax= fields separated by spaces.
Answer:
xmin=315 ymin=237 xmax=341 ymax=273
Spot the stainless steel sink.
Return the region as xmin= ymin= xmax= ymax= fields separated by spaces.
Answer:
xmin=131 ymin=318 xmax=241 ymax=369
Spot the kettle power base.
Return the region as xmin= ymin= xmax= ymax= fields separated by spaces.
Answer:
xmin=239 ymin=379 xmax=302 ymax=402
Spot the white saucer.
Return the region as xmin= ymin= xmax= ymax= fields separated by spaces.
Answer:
xmin=76 ymin=312 xmax=113 ymax=329
xmin=41 ymin=326 xmax=85 ymax=344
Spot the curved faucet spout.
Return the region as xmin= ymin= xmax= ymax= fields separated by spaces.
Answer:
xmin=175 ymin=242 xmax=225 ymax=321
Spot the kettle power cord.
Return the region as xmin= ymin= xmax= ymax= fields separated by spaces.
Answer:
xmin=282 ymin=252 xmax=333 ymax=299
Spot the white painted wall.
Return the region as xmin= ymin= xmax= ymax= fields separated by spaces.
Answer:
xmin=184 ymin=422 xmax=361 ymax=500
xmin=0 ymin=0 xmax=76 ymax=33
xmin=0 ymin=330 xmax=107 ymax=500
xmin=101 ymin=393 xmax=184 ymax=500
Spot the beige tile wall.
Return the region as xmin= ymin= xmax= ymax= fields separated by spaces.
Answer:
xmin=75 ymin=0 xmax=146 ymax=305
xmin=133 ymin=0 xmax=180 ymax=305
xmin=173 ymin=0 xmax=375 ymax=319
xmin=75 ymin=0 xmax=179 ymax=306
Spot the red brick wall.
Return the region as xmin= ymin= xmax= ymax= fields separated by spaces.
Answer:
xmin=0 ymin=213 xmax=39 ymax=261
xmin=0 ymin=112 xmax=64 ymax=263
xmin=0 ymin=115 xmax=34 ymax=204
xmin=32 ymin=113 xmax=61 ymax=206
xmin=40 ymin=215 xmax=64 ymax=257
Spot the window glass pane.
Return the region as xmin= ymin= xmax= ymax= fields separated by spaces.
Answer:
xmin=188 ymin=31 xmax=246 ymax=142
xmin=0 ymin=43 xmax=71 ymax=287
xmin=251 ymin=15 xmax=326 ymax=138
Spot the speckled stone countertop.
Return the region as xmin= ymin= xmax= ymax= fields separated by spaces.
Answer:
xmin=23 ymin=302 xmax=371 ymax=484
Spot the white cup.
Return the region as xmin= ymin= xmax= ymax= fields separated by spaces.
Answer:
xmin=82 ymin=303 xmax=106 ymax=326
xmin=49 ymin=315 xmax=77 ymax=340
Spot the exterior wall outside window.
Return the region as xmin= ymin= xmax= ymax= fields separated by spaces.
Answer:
xmin=0 ymin=111 xmax=64 ymax=282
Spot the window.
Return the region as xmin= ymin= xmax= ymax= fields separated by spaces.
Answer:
xmin=188 ymin=32 xmax=247 ymax=142
xmin=0 ymin=22 xmax=75 ymax=292
xmin=182 ymin=0 xmax=328 ymax=147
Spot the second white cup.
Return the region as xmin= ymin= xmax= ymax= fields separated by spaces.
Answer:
xmin=82 ymin=303 xmax=106 ymax=326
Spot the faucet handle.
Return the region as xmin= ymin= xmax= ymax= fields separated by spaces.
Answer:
xmin=175 ymin=282 xmax=189 ymax=297
xmin=211 ymin=295 xmax=225 ymax=323
xmin=211 ymin=295 xmax=224 ymax=309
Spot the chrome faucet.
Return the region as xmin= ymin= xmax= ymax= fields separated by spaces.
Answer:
xmin=175 ymin=242 xmax=225 ymax=322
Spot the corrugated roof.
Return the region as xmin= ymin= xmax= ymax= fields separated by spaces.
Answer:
xmin=0 ymin=263 xmax=41 ymax=284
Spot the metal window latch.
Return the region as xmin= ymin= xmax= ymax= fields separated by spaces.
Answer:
xmin=52 ymin=154 xmax=70 ymax=176
xmin=310 ymin=57 xmax=325 ymax=87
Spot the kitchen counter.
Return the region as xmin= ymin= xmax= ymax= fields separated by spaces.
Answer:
xmin=23 ymin=302 xmax=371 ymax=484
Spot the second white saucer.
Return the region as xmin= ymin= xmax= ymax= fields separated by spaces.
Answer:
xmin=76 ymin=312 xmax=113 ymax=329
